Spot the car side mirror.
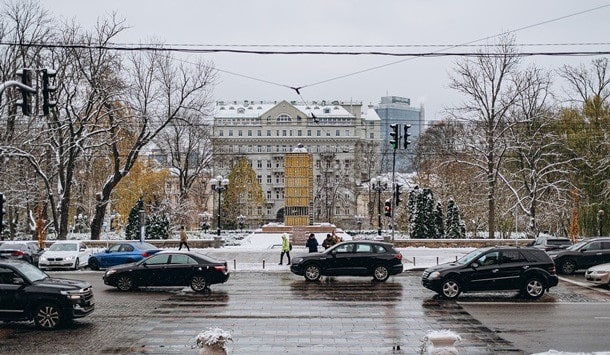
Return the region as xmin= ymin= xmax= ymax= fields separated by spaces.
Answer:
xmin=471 ymin=262 xmax=479 ymax=269
xmin=80 ymin=247 xmax=86 ymax=252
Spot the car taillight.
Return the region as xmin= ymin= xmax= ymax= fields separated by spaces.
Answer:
xmin=548 ymin=265 xmax=556 ymax=275
xmin=141 ymin=252 xmax=149 ymax=257
xmin=394 ymin=253 xmax=403 ymax=260
xmin=12 ymin=251 xmax=25 ymax=256
xmin=214 ymin=265 xmax=227 ymax=272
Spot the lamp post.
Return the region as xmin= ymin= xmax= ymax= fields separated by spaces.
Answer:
xmin=210 ymin=175 xmax=229 ymax=236
xmin=237 ymin=214 xmax=246 ymax=231
xmin=354 ymin=215 xmax=364 ymax=235
xmin=599 ymin=209 xmax=605 ymax=236
xmin=371 ymin=176 xmax=388 ymax=236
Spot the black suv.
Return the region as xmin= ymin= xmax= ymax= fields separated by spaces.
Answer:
xmin=0 ymin=260 xmax=95 ymax=329
xmin=422 ymin=246 xmax=558 ymax=299
xmin=548 ymin=237 xmax=610 ymax=275
xmin=290 ymin=240 xmax=404 ymax=282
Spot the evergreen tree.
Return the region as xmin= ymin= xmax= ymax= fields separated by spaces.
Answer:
xmin=145 ymin=213 xmax=170 ymax=239
xmin=446 ymin=198 xmax=466 ymax=238
xmin=125 ymin=199 xmax=143 ymax=240
xmin=434 ymin=202 xmax=445 ymax=238
xmin=408 ymin=187 xmax=436 ymax=239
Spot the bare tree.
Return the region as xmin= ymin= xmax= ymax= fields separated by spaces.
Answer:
xmin=88 ymin=50 xmax=216 ymax=239
xmin=448 ymin=35 xmax=521 ymax=239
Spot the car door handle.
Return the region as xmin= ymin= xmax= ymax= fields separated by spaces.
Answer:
xmin=596 ymin=253 xmax=602 ymax=255
xmin=492 ymin=269 xmax=499 ymax=273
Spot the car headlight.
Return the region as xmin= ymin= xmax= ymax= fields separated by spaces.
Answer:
xmin=60 ymin=290 xmax=84 ymax=300
xmin=40 ymin=256 xmax=48 ymax=262
xmin=105 ymin=269 xmax=117 ymax=277
xmin=428 ymin=271 xmax=441 ymax=280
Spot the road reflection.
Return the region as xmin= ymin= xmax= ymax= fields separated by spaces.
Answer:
xmin=289 ymin=278 xmax=403 ymax=302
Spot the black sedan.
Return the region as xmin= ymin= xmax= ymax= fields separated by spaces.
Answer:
xmin=290 ymin=240 xmax=404 ymax=282
xmin=103 ymin=250 xmax=230 ymax=292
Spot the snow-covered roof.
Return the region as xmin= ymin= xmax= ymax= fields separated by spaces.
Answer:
xmin=214 ymin=100 xmax=357 ymax=119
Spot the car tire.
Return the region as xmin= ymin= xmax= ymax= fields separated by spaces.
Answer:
xmin=304 ymin=264 xmax=321 ymax=281
xmin=372 ymin=265 xmax=390 ymax=282
xmin=116 ymin=275 xmax=134 ymax=291
xmin=88 ymin=258 xmax=99 ymax=271
xmin=559 ymin=259 xmax=576 ymax=275
xmin=191 ymin=275 xmax=208 ymax=292
xmin=34 ymin=302 xmax=63 ymax=330
xmin=440 ymin=278 xmax=461 ymax=300
xmin=523 ymin=277 xmax=545 ymax=299
xmin=73 ymin=258 xmax=80 ymax=271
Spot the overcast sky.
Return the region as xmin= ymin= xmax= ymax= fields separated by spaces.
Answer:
xmin=43 ymin=0 xmax=610 ymax=122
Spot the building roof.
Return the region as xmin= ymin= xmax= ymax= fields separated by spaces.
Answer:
xmin=214 ymin=100 xmax=374 ymax=121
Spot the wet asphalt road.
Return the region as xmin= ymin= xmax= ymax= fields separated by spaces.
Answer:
xmin=1 ymin=271 xmax=610 ymax=354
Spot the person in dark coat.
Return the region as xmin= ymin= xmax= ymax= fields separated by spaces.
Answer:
xmin=306 ymin=233 xmax=319 ymax=253
xmin=322 ymin=233 xmax=335 ymax=249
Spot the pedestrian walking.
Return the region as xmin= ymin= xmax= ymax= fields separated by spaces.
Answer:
xmin=306 ymin=233 xmax=319 ymax=253
xmin=332 ymin=230 xmax=342 ymax=244
xmin=279 ymin=233 xmax=291 ymax=265
xmin=322 ymin=233 xmax=335 ymax=249
xmin=179 ymin=226 xmax=190 ymax=251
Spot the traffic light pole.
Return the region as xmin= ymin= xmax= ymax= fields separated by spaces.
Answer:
xmin=391 ymin=145 xmax=396 ymax=242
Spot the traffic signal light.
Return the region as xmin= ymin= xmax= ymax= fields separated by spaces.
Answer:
xmin=395 ymin=184 xmax=403 ymax=206
xmin=403 ymin=124 xmax=412 ymax=149
xmin=389 ymin=124 xmax=399 ymax=149
xmin=384 ymin=199 xmax=392 ymax=217
xmin=16 ymin=68 xmax=32 ymax=115
xmin=42 ymin=68 xmax=57 ymax=115
xmin=0 ymin=193 xmax=5 ymax=236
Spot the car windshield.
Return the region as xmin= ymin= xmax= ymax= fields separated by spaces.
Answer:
xmin=49 ymin=243 xmax=77 ymax=251
xmin=456 ymin=249 xmax=486 ymax=265
xmin=13 ymin=262 xmax=48 ymax=282
xmin=566 ymin=240 xmax=588 ymax=251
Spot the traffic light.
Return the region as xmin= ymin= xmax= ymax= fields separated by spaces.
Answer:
xmin=0 ymin=193 xmax=5 ymax=236
xmin=384 ymin=199 xmax=392 ymax=217
xmin=389 ymin=124 xmax=399 ymax=149
xmin=395 ymin=184 xmax=403 ymax=206
xmin=403 ymin=124 xmax=412 ymax=149
xmin=16 ymin=68 xmax=32 ymax=115
xmin=42 ymin=68 xmax=57 ymax=115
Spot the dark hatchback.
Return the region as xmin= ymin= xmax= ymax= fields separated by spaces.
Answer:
xmin=103 ymin=250 xmax=230 ymax=292
xmin=0 ymin=260 xmax=95 ymax=330
xmin=548 ymin=237 xmax=610 ymax=275
xmin=422 ymin=246 xmax=558 ymax=299
xmin=290 ymin=240 xmax=404 ymax=282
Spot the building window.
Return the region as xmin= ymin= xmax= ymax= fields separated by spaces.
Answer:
xmin=277 ymin=114 xmax=291 ymax=122
xmin=257 ymin=175 xmax=262 ymax=184
xmin=370 ymin=132 xmax=374 ymax=139
xmin=257 ymin=160 xmax=262 ymax=168
xmin=267 ymin=145 xmax=271 ymax=153
xmin=282 ymin=130 xmax=287 ymax=137
xmin=345 ymin=129 xmax=349 ymax=136
xmin=238 ymin=130 xmax=243 ymax=137
xmin=317 ymin=130 xmax=321 ymax=137
xmin=219 ymin=130 xmax=224 ymax=137
xmin=248 ymin=130 xmax=252 ymax=137
xmin=228 ymin=130 xmax=233 ymax=136
xmin=267 ymin=175 xmax=272 ymax=183
xmin=247 ymin=145 xmax=252 ymax=152
xmin=257 ymin=145 xmax=262 ymax=153
xmin=267 ymin=191 xmax=271 ymax=199
xmin=257 ymin=129 xmax=262 ymax=136
xmin=267 ymin=130 xmax=271 ymax=136
xmin=336 ymin=129 xmax=340 ymax=136
xmin=267 ymin=161 xmax=272 ymax=169
xmin=307 ymin=130 xmax=311 ymax=136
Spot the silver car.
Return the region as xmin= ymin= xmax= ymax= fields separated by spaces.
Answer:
xmin=585 ymin=263 xmax=610 ymax=286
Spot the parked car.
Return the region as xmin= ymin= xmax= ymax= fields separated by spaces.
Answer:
xmin=290 ymin=240 xmax=404 ymax=282
xmin=103 ymin=250 xmax=230 ymax=292
xmin=39 ymin=241 xmax=92 ymax=270
xmin=88 ymin=242 xmax=161 ymax=270
xmin=0 ymin=241 xmax=44 ymax=265
xmin=421 ymin=246 xmax=559 ymax=300
xmin=530 ymin=236 xmax=573 ymax=251
xmin=548 ymin=237 xmax=610 ymax=275
xmin=0 ymin=259 xmax=95 ymax=330
xmin=585 ymin=263 xmax=610 ymax=286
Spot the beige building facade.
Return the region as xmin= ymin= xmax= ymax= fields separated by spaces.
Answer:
xmin=211 ymin=100 xmax=381 ymax=230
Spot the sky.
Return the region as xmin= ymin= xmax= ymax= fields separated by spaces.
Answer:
xmin=41 ymin=0 xmax=610 ymax=122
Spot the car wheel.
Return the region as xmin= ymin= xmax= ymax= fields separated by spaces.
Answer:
xmin=304 ymin=264 xmax=321 ymax=281
xmin=116 ymin=275 xmax=134 ymax=291
xmin=372 ymin=265 xmax=390 ymax=282
xmin=73 ymin=258 xmax=80 ymax=271
xmin=191 ymin=275 xmax=208 ymax=292
xmin=34 ymin=302 xmax=63 ymax=330
xmin=440 ymin=278 xmax=461 ymax=300
xmin=559 ymin=259 xmax=576 ymax=275
xmin=88 ymin=258 xmax=99 ymax=271
xmin=523 ymin=277 xmax=545 ymax=299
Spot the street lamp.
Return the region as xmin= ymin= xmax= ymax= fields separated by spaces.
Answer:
xmin=354 ymin=215 xmax=364 ymax=235
xmin=210 ymin=175 xmax=229 ymax=236
xmin=371 ymin=176 xmax=388 ymax=236
xmin=237 ymin=214 xmax=246 ymax=231
xmin=599 ymin=209 xmax=605 ymax=236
